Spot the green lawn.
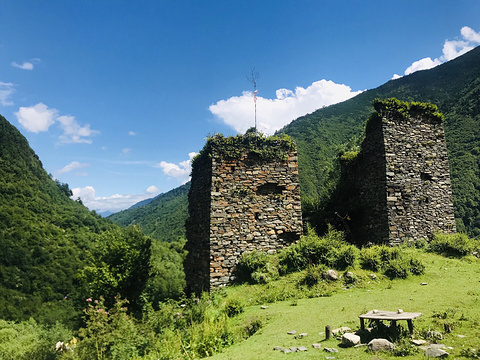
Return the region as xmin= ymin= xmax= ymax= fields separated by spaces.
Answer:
xmin=209 ymin=252 xmax=480 ymax=359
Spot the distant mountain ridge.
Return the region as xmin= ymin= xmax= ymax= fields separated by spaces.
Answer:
xmin=108 ymin=183 xmax=189 ymax=242
xmin=110 ymin=46 xmax=480 ymax=237
xmin=279 ymin=45 xmax=480 ymax=235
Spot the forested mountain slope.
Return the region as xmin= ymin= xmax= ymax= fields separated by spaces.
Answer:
xmin=108 ymin=182 xmax=190 ymax=242
xmin=0 ymin=115 xmax=120 ymax=323
xmin=111 ymin=46 xmax=480 ymax=237
xmin=279 ymin=45 xmax=480 ymax=236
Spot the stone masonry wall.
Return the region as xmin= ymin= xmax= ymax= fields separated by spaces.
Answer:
xmin=185 ymin=135 xmax=302 ymax=294
xmin=382 ymin=111 xmax=456 ymax=244
xmin=351 ymin=101 xmax=456 ymax=245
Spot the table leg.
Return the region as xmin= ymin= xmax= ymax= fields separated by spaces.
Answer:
xmin=407 ymin=320 xmax=414 ymax=333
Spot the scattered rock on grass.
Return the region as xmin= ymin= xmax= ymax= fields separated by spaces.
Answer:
xmin=411 ymin=339 xmax=427 ymax=346
xmin=323 ymin=269 xmax=338 ymax=280
xmin=312 ymin=343 xmax=322 ymax=349
xmin=425 ymin=331 xmax=443 ymax=340
xmin=332 ymin=326 xmax=351 ymax=335
xmin=342 ymin=333 xmax=361 ymax=347
xmin=368 ymin=338 xmax=395 ymax=352
xmin=287 ymin=330 xmax=296 ymax=335
xmin=260 ymin=305 xmax=268 ymax=309
xmin=297 ymin=346 xmax=307 ymax=352
xmin=324 ymin=347 xmax=338 ymax=353
xmin=425 ymin=348 xmax=449 ymax=357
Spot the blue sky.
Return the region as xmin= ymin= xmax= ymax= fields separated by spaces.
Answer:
xmin=1 ymin=1 xmax=479 ymax=213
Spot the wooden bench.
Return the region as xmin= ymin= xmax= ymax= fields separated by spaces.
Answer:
xmin=359 ymin=310 xmax=422 ymax=333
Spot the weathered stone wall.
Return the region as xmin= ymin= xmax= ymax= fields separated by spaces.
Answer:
xmin=185 ymin=135 xmax=302 ymax=294
xmin=351 ymin=101 xmax=456 ymax=245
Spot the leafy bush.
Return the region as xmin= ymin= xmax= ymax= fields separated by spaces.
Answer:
xmin=428 ymin=232 xmax=479 ymax=257
xmin=234 ymin=251 xmax=277 ymax=284
xmin=300 ymin=264 xmax=328 ymax=287
xmin=0 ymin=318 xmax=72 ymax=360
xmin=75 ymin=296 xmax=150 ymax=360
xmin=360 ymin=245 xmax=425 ymax=279
xmin=279 ymin=226 xmax=356 ymax=274
xmin=224 ymin=299 xmax=244 ymax=317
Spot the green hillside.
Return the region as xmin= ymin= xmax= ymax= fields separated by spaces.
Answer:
xmin=279 ymin=45 xmax=480 ymax=236
xmin=0 ymin=115 xmax=155 ymax=325
xmin=108 ymin=182 xmax=190 ymax=242
xmin=113 ymin=46 xmax=480 ymax=238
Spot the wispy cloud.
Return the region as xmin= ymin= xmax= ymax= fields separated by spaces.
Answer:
xmin=128 ymin=131 xmax=136 ymax=136
xmin=209 ymin=80 xmax=362 ymax=135
xmin=392 ymin=26 xmax=480 ymax=79
xmin=55 ymin=161 xmax=90 ymax=176
xmin=0 ymin=82 xmax=15 ymax=106
xmin=11 ymin=58 xmax=40 ymax=71
xmin=72 ymin=185 xmax=161 ymax=213
xmin=57 ymin=115 xmax=100 ymax=144
xmin=155 ymin=152 xmax=197 ymax=184
xmin=122 ymin=148 xmax=132 ymax=154
xmin=14 ymin=103 xmax=99 ymax=143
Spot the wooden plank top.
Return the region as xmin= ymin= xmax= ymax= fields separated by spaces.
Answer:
xmin=359 ymin=310 xmax=422 ymax=321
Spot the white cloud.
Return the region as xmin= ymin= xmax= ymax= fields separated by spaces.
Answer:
xmin=209 ymin=80 xmax=362 ymax=135
xmin=0 ymin=82 xmax=15 ymax=106
xmin=146 ymin=185 xmax=160 ymax=194
xmin=156 ymin=152 xmax=197 ymax=184
xmin=395 ymin=26 xmax=480 ymax=78
xmin=14 ymin=103 xmax=99 ymax=143
xmin=72 ymin=185 xmax=161 ymax=213
xmin=128 ymin=131 xmax=136 ymax=136
xmin=122 ymin=148 xmax=131 ymax=154
xmin=15 ymin=103 xmax=57 ymax=133
xmin=11 ymin=61 xmax=33 ymax=70
xmin=405 ymin=57 xmax=442 ymax=75
xmin=461 ymin=26 xmax=480 ymax=43
xmin=11 ymin=58 xmax=40 ymax=71
xmin=55 ymin=161 xmax=90 ymax=176
xmin=57 ymin=115 xmax=100 ymax=144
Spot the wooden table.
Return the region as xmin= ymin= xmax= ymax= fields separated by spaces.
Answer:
xmin=359 ymin=310 xmax=422 ymax=333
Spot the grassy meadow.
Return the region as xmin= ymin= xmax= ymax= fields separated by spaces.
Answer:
xmin=208 ymin=250 xmax=480 ymax=360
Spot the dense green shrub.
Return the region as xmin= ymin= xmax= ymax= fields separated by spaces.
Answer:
xmin=299 ymin=264 xmax=328 ymax=287
xmin=278 ymin=226 xmax=357 ymax=274
xmin=360 ymin=245 xmax=425 ymax=279
xmin=0 ymin=318 xmax=72 ymax=360
xmin=224 ymin=299 xmax=244 ymax=317
xmin=428 ymin=232 xmax=479 ymax=257
xmin=234 ymin=251 xmax=278 ymax=284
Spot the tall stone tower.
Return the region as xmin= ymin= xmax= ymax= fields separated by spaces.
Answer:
xmin=346 ymin=99 xmax=456 ymax=245
xmin=184 ymin=133 xmax=302 ymax=294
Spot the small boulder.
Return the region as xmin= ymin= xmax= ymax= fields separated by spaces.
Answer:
xmin=425 ymin=331 xmax=443 ymax=340
xmin=287 ymin=330 xmax=297 ymax=335
xmin=324 ymin=347 xmax=338 ymax=353
xmin=332 ymin=326 xmax=351 ymax=335
xmin=297 ymin=346 xmax=307 ymax=352
xmin=342 ymin=333 xmax=361 ymax=347
xmin=425 ymin=348 xmax=449 ymax=357
xmin=411 ymin=339 xmax=427 ymax=346
xmin=323 ymin=269 xmax=338 ymax=280
xmin=312 ymin=343 xmax=322 ymax=349
xmin=368 ymin=338 xmax=395 ymax=352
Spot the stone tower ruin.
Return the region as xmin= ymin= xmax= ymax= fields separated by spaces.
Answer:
xmin=184 ymin=134 xmax=303 ymax=294
xmin=344 ymin=99 xmax=456 ymax=245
